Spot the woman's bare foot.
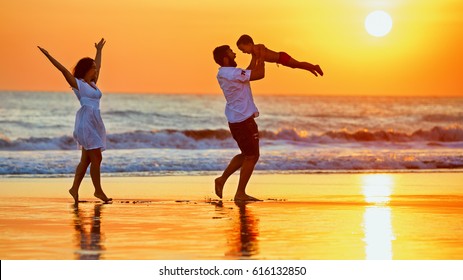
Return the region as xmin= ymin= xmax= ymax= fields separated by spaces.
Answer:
xmin=69 ymin=188 xmax=79 ymax=204
xmin=94 ymin=192 xmax=112 ymax=203
xmin=234 ymin=194 xmax=262 ymax=202
xmin=215 ymin=177 xmax=224 ymax=199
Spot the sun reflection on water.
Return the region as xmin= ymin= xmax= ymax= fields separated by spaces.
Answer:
xmin=361 ymin=174 xmax=395 ymax=259
xmin=362 ymin=174 xmax=393 ymax=204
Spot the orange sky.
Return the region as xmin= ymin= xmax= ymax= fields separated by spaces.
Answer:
xmin=0 ymin=0 xmax=462 ymax=96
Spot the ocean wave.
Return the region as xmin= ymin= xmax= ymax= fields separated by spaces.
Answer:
xmin=421 ymin=113 xmax=463 ymax=123
xmin=1 ymin=126 xmax=462 ymax=151
xmin=261 ymin=126 xmax=463 ymax=143
xmin=321 ymin=126 xmax=463 ymax=142
xmin=105 ymin=110 xmax=165 ymax=118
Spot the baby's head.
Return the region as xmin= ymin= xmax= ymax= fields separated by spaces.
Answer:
xmin=236 ymin=34 xmax=254 ymax=54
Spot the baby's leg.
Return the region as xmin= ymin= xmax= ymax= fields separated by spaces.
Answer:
xmin=286 ymin=58 xmax=323 ymax=76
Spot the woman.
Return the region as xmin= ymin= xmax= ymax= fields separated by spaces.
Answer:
xmin=38 ymin=38 xmax=112 ymax=204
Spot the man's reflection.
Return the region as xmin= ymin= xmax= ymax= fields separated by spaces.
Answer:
xmin=72 ymin=204 xmax=105 ymax=260
xmin=216 ymin=201 xmax=259 ymax=258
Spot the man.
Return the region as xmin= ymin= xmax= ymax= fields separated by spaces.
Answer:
xmin=212 ymin=45 xmax=265 ymax=202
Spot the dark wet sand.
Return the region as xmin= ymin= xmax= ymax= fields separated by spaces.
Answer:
xmin=0 ymin=173 xmax=462 ymax=259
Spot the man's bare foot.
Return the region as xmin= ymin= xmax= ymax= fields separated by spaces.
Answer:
xmin=315 ymin=65 xmax=323 ymax=76
xmin=94 ymin=192 xmax=112 ymax=203
xmin=234 ymin=194 xmax=262 ymax=202
xmin=69 ymin=188 xmax=79 ymax=204
xmin=215 ymin=177 xmax=224 ymax=199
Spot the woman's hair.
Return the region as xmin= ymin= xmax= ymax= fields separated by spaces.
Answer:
xmin=73 ymin=57 xmax=95 ymax=79
xmin=236 ymin=34 xmax=254 ymax=46
xmin=213 ymin=45 xmax=230 ymax=66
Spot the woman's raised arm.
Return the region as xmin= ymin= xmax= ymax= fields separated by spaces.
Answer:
xmin=38 ymin=46 xmax=78 ymax=89
xmin=93 ymin=38 xmax=105 ymax=84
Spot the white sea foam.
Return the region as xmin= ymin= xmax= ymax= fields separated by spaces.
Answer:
xmin=1 ymin=147 xmax=462 ymax=176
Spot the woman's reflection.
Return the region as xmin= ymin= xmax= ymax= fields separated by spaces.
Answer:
xmin=72 ymin=204 xmax=105 ymax=260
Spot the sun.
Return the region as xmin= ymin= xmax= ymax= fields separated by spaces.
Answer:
xmin=365 ymin=10 xmax=393 ymax=37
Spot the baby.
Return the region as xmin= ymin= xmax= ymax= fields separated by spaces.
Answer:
xmin=236 ymin=34 xmax=323 ymax=77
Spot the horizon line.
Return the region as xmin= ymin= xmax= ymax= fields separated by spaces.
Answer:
xmin=0 ymin=89 xmax=461 ymax=98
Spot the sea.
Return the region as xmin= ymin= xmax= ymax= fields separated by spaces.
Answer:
xmin=1 ymin=91 xmax=462 ymax=177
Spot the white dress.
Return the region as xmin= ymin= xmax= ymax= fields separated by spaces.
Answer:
xmin=72 ymin=78 xmax=106 ymax=151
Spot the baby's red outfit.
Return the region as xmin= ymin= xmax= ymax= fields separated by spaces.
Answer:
xmin=278 ymin=52 xmax=291 ymax=66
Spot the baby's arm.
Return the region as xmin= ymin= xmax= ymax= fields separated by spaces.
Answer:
xmin=246 ymin=52 xmax=257 ymax=70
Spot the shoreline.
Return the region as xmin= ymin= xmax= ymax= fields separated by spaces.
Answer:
xmin=1 ymin=167 xmax=462 ymax=179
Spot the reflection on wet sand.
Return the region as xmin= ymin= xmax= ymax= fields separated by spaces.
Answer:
xmin=72 ymin=204 xmax=105 ymax=260
xmin=1 ymin=173 xmax=462 ymax=260
xmin=361 ymin=174 xmax=395 ymax=259
xmin=214 ymin=201 xmax=259 ymax=258
xmin=234 ymin=201 xmax=259 ymax=258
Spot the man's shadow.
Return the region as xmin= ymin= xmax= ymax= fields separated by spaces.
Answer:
xmin=72 ymin=203 xmax=105 ymax=260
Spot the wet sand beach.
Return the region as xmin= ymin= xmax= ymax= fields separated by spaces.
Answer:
xmin=0 ymin=173 xmax=462 ymax=260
